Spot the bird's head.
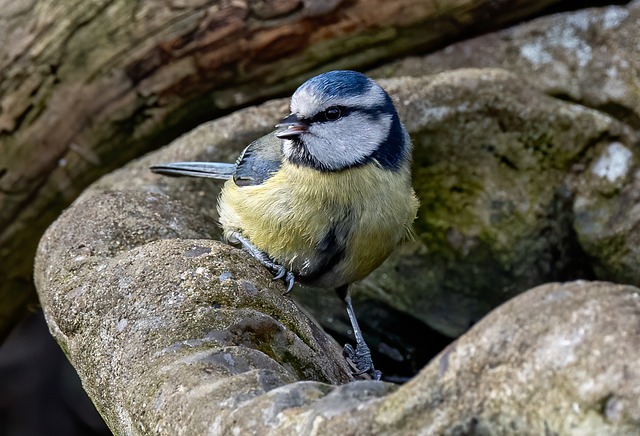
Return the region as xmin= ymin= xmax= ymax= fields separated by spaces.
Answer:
xmin=276 ymin=70 xmax=410 ymax=172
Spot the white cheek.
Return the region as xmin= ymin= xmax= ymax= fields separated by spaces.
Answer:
xmin=306 ymin=113 xmax=391 ymax=169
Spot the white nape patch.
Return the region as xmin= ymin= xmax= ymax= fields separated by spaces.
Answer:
xmin=592 ymin=142 xmax=633 ymax=182
xmin=304 ymin=112 xmax=392 ymax=169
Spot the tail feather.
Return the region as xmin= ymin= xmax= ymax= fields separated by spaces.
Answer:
xmin=150 ymin=162 xmax=235 ymax=180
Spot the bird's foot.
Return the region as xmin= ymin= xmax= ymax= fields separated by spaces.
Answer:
xmin=343 ymin=342 xmax=382 ymax=381
xmin=231 ymin=233 xmax=295 ymax=293
xmin=269 ymin=264 xmax=295 ymax=294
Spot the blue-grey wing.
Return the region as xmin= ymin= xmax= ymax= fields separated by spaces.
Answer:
xmin=233 ymin=132 xmax=283 ymax=187
xmin=150 ymin=132 xmax=283 ymax=186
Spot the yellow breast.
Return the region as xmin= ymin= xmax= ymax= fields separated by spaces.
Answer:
xmin=217 ymin=162 xmax=418 ymax=288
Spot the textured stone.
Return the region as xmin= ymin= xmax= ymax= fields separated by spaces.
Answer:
xmin=36 ymin=207 xmax=640 ymax=434
xmin=32 ymin=4 xmax=640 ymax=429
xmin=332 ymin=281 xmax=640 ymax=435
xmin=573 ymin=142 xmax=640 ymax=285
xmin=36 ymin=211 xmax=359 ymax=433
xmin=373 ymin=1 xmax=640 ymax=128
xmin=360 ymin=69 xmax=635 ymax=336
xmin=62 ymin=66 xmax=639 ymax=342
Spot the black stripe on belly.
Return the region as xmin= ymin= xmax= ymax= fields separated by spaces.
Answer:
xmin=297 ymin=225 xmax=346 ymax=284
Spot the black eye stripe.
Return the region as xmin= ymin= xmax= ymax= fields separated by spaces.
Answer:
xmin=302 ymin=103 xmax=391 ymax=126
xmin=309 ymin=106 xmax=349 ymax=124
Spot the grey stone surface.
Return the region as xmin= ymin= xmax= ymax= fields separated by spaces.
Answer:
xmin=349 ymin=281 xmax=640 ymax=435
xmin=574 ymin=142 xmax=640 ymax=285
xmin=365 ymin=1 xmax=640 ymax=336
xmin=36 ymin=201 xmax=361 ymax=433
xmin=95 ymin=66 xmax=639 ymax=341
xmin=362 ymin=69 xmax=636 ymax=337
xmin=373 ymin=1 xmax=640 ymax=127
xmin=33 ymin=3 xmax=640 ymax=432
xmin=36 ymin=209 xmax=640 ymax=433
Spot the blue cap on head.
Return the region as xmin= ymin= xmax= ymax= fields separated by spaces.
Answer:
xmin=284 ymin=70 xmax=409 ymax=172
xmin=297 ymin=70 xmax=373 ymax=99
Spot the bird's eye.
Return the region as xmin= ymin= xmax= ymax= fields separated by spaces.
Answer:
xmin=324 ymin=107 xmax=342 ymax=121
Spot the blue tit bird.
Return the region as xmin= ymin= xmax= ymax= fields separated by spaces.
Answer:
xmin=151 ymin=70 xmax=419 ymax=380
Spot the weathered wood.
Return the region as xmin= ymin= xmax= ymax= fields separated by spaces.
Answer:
xmin=0 ymin=0 xmax=562 ymax=338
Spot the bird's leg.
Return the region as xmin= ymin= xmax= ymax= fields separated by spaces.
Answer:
xmin=337 ymin=285 xmax=382 ymax=380
xmin=230 ymin=232 xmax=295 ymax=293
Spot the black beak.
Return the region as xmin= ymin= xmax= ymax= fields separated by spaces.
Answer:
xmin=275 ymin=113 xmax=308 ymax=139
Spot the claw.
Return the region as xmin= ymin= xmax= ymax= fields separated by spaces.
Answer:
xmin=272 ymin=266 xmax=286 ymax=281
xmin=284 ymin=272 xmax=295 ymax=295
xmin=272 ymin=266 xmax=295 ymax=294
xmin=339 ymin=286 xmax=381 ymax=380
xmin=371 ymin=369 xmax=382 ymax=381
xmin=343 ymin=342 xmax=381 ymax=380
xmin=231 ymin=232 xmax=296 ymax=294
